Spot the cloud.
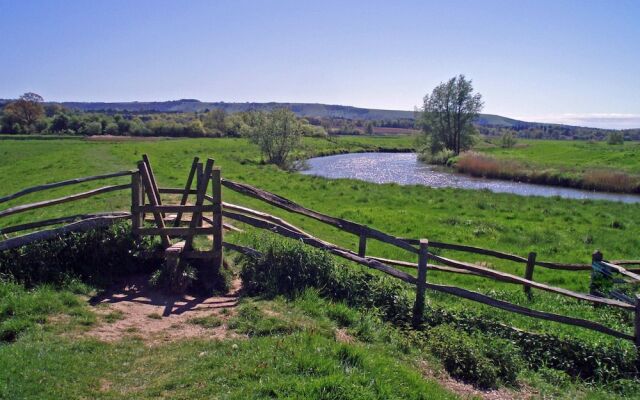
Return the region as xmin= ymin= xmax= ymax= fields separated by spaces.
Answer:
xmin=516 ymin=113 xmax=640 ymax=130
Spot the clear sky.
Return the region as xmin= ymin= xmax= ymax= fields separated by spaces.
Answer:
xmin=1 ymin=0 xmax=639 ymax=128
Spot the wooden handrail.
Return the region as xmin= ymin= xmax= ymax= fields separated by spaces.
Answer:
xmin=0 ymin=170 xmax=135 ymax=204
xmin=0 ymin=212 xmax=131 ymax=235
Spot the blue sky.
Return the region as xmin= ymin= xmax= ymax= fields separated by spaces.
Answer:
xmin=1 ymin=0 xmax=639 ymax=128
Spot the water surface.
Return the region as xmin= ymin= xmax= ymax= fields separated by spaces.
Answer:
xmin=301 ymin=152 xmax=640 ymax=203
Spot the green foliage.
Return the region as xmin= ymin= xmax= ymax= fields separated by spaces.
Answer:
xmin=500 ymin=130 xmax=517 ymax=148
xmin=0 ymin=222 xmax=156 ymax=287
xmin=419 ymin=74 xmax=483 ymax=154
xmin=239 ymin=234 xmax=334 ymax=298
xmin=187 ymin=315 xmax=222 ymax=328
xmin=607 ymin=131 xmax=625 ymax=145
xmin=247 ymin=108 xmax=304 ymax=167
xmin=419 ymin=148 xmax=456 ymax=165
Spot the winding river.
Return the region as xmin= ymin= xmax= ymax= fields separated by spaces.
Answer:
xmin=301 ymin=152 xmax=640 ymax=204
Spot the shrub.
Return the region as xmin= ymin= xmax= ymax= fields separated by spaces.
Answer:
xmin=0 ymin=222 xmax=156 ymax=287
xmin=428 ymin=324 xmax=522 ymax=388
xmin=236 ymin=234 xmax=639 ymax=383
xmin=419 ymin=149 xmax=456 ymax=165
xmin=607 ymin=131 xmax=624 ymax=145
xmin=500 ymin=130 xmax=517 ymax=148
xmin=239 ymin=235 xmax=335 ymax=299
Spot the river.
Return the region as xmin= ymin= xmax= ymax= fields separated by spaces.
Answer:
xmin=301 ymin=152 xmax=640 ymax=204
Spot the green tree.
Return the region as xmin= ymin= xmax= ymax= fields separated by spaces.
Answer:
xmin=365 ymin=122 xmax=374 ymax=135
xmin=607 ymin=131 xmax=624 ymax=145
xmin=248 ymin=108 xmax=302 ymax=167
xmin=500 ymin=130 xmax=517 ymax=148
xmin=419 ymin=75 xmax=483 ymax=155
xmin=2 ymin=92 xmax=45 ymax=133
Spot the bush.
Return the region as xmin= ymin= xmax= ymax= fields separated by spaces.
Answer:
xmin=418 ymin=149 xmax=455 ymax=165
xmin=500 ymin=130 xmax=517 ymax=148
xmin=0 ymin=222 xmax=156 ymax=287
xmin=239 ymin=235 xmax=334 ymax=299
xmin=236 ymin=234 xmax=639 ymax=383
xmin=428 ymin=324 xmax=522 ymax=388
xmin=607 ymin=131 xmax=624 ymax=145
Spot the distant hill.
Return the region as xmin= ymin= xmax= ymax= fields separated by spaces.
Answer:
xmin=1 ymin=98 xmax=638 ymax=140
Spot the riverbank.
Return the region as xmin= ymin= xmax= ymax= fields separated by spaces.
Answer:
xmin=453 ymin=151 xmax=640 ymax=194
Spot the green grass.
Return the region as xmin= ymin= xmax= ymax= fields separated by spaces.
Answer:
xmin=2 ymin=135 xmax=640 ymax=397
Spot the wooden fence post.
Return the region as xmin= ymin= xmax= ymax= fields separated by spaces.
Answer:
xmin=358 ymin=230 xmax=367 ymax=257
xmin=591 ymin=250 xmax=603 ymax=296
xmin=635 ymin=295 xmax=640 ymax=350
xmin=196 ymin=162 xmax=204 ymax=227
xmin=142 ymin=154 xmax=164 ymax=218
xmin=412 ymin=239 xmax=429 ymax=328
xmin=138 ymin=161 xmax=171 ymax=248
xmin=211 ymin=167 xmax=223 ymax=270
xmin=130 ymin=171 xmax=143 ymax=235
xmin=524 ymin=251 xmax=537 ymax=299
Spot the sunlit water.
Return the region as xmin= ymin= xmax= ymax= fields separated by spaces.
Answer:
xmin=301 ymin=152 xmax=640 ymax=204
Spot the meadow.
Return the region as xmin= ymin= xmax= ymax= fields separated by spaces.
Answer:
xmin=2 ymin=135 xmax=640 ymax=398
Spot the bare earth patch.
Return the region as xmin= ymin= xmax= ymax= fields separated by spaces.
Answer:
xmin=85 ymin=275 xmax=242 ymax=344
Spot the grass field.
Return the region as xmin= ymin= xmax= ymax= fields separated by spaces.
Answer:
xmin=478 ymin=139 xmax=640 ymax=174
xmin=2 ymin=135 xmax=640 ymax=398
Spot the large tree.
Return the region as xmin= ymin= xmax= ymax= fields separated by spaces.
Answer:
xmin=420 ymin=75 xmax=483 ymax=155
xmin=3 ymin=92 xmax=45 ymax=132
xmin=248 ymin=108 xmax=302 ymax=167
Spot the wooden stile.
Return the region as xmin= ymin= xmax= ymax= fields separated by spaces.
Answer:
xmin=142 ymin=154 xmax=164 ymax=217
xmin=131 ymin=171 xmax=143 ymax=233
xmin=635 ymin=295 xmax=640 ymax=348
xmin=184 ymin=159 xmax=214 ymax=251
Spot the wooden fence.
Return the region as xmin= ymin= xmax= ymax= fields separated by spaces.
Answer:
xmin=1 ymin=155 xmax=640 ymax=347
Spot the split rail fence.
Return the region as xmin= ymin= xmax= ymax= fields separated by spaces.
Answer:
xmin=1 ymin=155 xmax=640 ymax=347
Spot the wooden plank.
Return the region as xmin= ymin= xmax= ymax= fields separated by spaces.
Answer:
xmin=524 ymin=252 xmax=537 ymax=298
xmin=222 ymin=210 xmax=416 ymax=284
xmin=222 ymin=202 xmax=312 ymax=237
xmin=142 ymin=154 xmax=163 ymax=217
xmin=601 ymin=261 xmax=640 ymax=282
xmin=221 ymin=179 xmax=418 ymax=254
xmin=138 ymin=161 xmax=171 ymax=248
xmin=402 ymin=237 xmax=527 ymax=263
xmin=131 ymin=171 xmax=143 ymax=233
xmin=137 ymin=205 xmax=216 ymax=213
xmin=137 ymin=227 xmax=216 ymax=236
xmin=429 ymin=252 xmax=634 ymax=310
xmin=158 ymin=188 xmax=199 ymax=195
xmin=0 ymin=212 xmax=131 ymax=235
xmin=423 ymin=281 xmax=634 ymax=341
xmin=0 ymin=184 xmax=131 ymax=219
xmin=366 ymin=255 xmax=476 ymax=276
xmin=184 ymin=159 xmax=214 ymax=251
xmin=412 ymin=239 xmax=429 ymax=328
xmin=0 ymin=170 xmax=135 ymax=204
xmin=196 ymin=162 xmax=204 ymax=227
xmin=0 ymin=215 xmax=130 ymax=251
xmin=174 ymin=157 xmax=200 ymax=227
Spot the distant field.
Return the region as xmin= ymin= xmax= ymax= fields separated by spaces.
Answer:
xmin=477 ymin=139 xmax=640 ymax=174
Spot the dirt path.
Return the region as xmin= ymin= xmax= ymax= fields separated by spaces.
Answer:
xmin=85 ymin=275 xmax=242 ymax=344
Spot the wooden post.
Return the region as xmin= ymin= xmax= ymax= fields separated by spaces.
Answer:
xmin=174 ymin=157 xmax=199 ymax=227
xmin=523 ymin=251 xmax=537 ymax=299
xmin=196 ymin=162 xmax=204 ymax=227
xmin=412 ymin=239 xmax=429 ymax=328
xmin=591 ymin=250 xmax=603 ymax=296
xmin=184 ymin=159 xmax=214 ymax=251
xmin=142 ymin=154 xmax=164 ymax=218
xmin=138 ymin=161 xmax=171 ymax=248
xmin=211 ymin=167 xmax=223 ymax=270
xmin=130 ymin=171 xmax=143 ymax=235
xmin=635 ymin=295 xmax=640 ymax=350
xmin=358 ymin=230 xmax=367 ymax=257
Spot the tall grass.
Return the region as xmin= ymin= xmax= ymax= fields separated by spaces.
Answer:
xmin=454 ymin=152 xmax=640 ymax=193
